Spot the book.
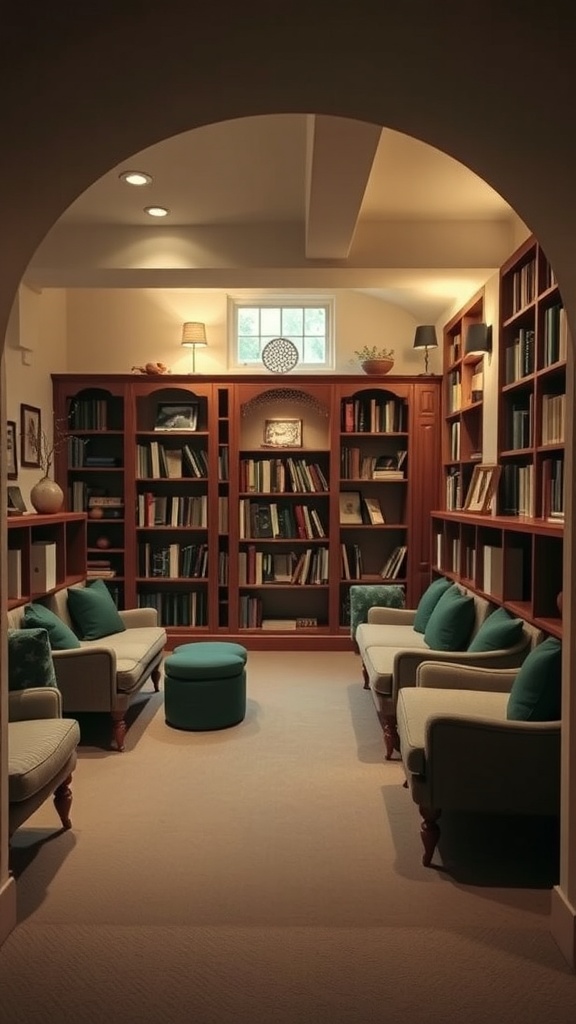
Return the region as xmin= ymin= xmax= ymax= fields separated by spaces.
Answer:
xmin=261 ymin=619 xmax=298 ymax=630
xmin=363 ymin=495 xmax=385 ymax=525
xmin=339 ymin=491 xmax=363 ymax=525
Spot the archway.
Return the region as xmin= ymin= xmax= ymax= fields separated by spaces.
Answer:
xmin=1 ymin=6 xmax=575 ymax=965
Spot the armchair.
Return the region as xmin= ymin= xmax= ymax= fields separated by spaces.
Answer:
xmin=8 ymin=686 xmax=81 ymax=836
xmin=395 ymin=660 xmax=561 ymax=866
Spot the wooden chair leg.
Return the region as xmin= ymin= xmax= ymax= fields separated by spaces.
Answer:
xmin=361 ymin=664 xmax=370 ymax=690
xmin=53 ymin=774 xmax=73 ymax=830
xmin=151 ymin=666 xmax=161 ymax=692
xmin=111 ymin=712 xmax=127 ymax=752
xmin=383 ymin=715 xmax=400 ymax=760
xmin=419 ymin=806 xmax=441 ymax=866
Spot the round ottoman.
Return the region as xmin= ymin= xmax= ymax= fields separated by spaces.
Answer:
xmin=172 ymin=641 xmax=248 ymax=665
xmin=164 ymin=647 xmax=246 ymax=731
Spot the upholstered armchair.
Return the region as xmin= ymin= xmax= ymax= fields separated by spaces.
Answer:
xmin=395 ymin=649 xmax=561 ymax=867
xmin=8 ymin=686 xmax=81 ymax=836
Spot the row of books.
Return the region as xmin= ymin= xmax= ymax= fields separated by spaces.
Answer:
xmin=380 ymin=544 xmax=408 ymax=580
xmin=500 ymin=463 xmax=534 ymax=517
xmin=541 ymin=393 xmax=565 ymax=445
xmin=68 ymin=397 xmax=111 ymax=430
xmin=340 ymin=448 xmax=406 ymax=480
xmin=239 ymin=456 xmax=328 ymax=494
xmin=239 ymin=546 xmax=329 ymax=585
xmin=68 ymin=436 xmax=123 ymax=468
xmin=137 ymin=493 xmax=208 ymax=528
xmin=137 ymin=590 xmax=207 ymax=626
xmin=138 ymin=542 xmax=209 ymax=579
xmin=341 ymin=396 xmax=408 ymax=434
xmin=504 ymin=328 xmax=535 ymax=383
xmin=238 ymin=499 xmax=327 ymax=540
xmin=69 ymin=483 xmax=124 ymax=514
xmin=136 ymin=442 xmax=208 ymax=479
xmin=510 ymin=257 xmax=536 ymax=315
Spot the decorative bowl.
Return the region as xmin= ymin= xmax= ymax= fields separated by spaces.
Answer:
xmin=361 ymin=358 xmax=394 ymax=376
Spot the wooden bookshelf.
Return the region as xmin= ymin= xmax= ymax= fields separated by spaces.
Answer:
xmin=6 ymin=511 xmax=87 ymax=609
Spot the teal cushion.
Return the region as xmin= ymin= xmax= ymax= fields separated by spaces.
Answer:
xmin=424 ymin=585 xmax=475 ymax=651
xmin=7 ymin=628 xmax=57 ymax=690
xmin=23 ymin=601 xmax=81 ymax=650
xmin=413 ymin=577 xmax=454 ymax=633
xmin=507 ymin=637 xmax=562 ymax=721
xmin=467 ymin=606 xmax=524 ymax=653
xmin=67 ymin=579 xmax=126 ymax=640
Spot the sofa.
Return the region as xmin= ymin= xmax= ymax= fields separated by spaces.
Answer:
xmin=7 ymin=581 xmax=166 ymax=751
xmin=395 ymin=647 xmax=562 ymax=866
xmin=356 ymin=577 xmax=541 ymax=759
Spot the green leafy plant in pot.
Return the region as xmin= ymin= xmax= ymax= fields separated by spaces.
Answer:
xmin=351 ymin=345 xmax=395 ymax=376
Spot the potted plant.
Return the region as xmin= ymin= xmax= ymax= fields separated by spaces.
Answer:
xmin=351 ymin=345 xmax=395 ymax=376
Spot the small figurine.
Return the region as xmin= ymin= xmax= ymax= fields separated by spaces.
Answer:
xmin=131 ymin=362 xmax=171 ymax=375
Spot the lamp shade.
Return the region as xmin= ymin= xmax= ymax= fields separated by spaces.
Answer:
xmin=465 ymin=322 xmax=491 ymax=356
xmin=181 ymin=322 xmax=207 ymax=347
xmin=413 ymin=325 xmax=438 ymax=350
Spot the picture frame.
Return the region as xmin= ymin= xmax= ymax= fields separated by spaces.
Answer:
xmin=6 ymin=420 xmax=18 ymax=479
xmin=20 ymin=404 xmax=41 ymax=467
xmin=463 ymin=463 xmax=501 ymax=514
xmin=154 ymin=402 xmax=198 ymax=431
xmin=339 ymin=490 xmax=363 ymax=525
xmin=262 ymin=418 xmax=302 ymax=448
xmin=7 ymin=485 xmax=28 ymax=514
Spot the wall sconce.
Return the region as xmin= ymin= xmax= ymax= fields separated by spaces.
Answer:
xmin=181 ymin=321 xmax=207 ymax=373
xmin=464 ymin=322 xmax=492 ymax=361
xmin=413 ymin=325 xmax=438 ymax=375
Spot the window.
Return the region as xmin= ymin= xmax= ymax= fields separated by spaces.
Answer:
xmin=229 ymin=298 xmax=334 ymax=369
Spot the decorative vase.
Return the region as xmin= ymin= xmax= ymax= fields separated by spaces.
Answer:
xmin=361 ymin=358 xmax=394 ymax=376
xmin=30 ymin=476 xmax=64 ymax=514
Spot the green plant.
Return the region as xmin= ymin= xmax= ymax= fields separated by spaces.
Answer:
xmin=351 ymin=345 xmax=395 ymax=364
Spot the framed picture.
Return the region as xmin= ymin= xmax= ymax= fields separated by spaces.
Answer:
xmin=7 ymin=485 xmax=28 ymax=514
xmin=463 ymin=463 xmax=501 ymax=514
xmin=154 ymin=402 xmax=198 ymax=431
xmin=263 ymin=418 xmax=302 ymax=448
xmin=20 ymin=404 xmax=41 ymax=467
xmin=6 ymin=420 xmax=18 ymax=479
xmin=339 ymin=490 xmax=363 ymax=525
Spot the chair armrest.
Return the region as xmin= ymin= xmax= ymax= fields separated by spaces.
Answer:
xmin=119 ymin=607 xmax=159 ymax=628
xmin=368 ymin=607 xmax=416 ymax=626
xmin=393 ymin=647 xmax=526 ymax=699
xmin=416 ymin=661 xmax=519 ymax=693
xmin=52 ymin=647 xmax=118 ymax=706
xmin=8 ymin=686 xmax=63 ymax=721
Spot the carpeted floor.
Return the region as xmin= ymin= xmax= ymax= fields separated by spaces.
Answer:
xmin=1 ymin=651 xmax=574 ymax=1023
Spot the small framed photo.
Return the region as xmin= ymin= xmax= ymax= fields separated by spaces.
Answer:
xmin=7 ymin=485 xmax=28 ymax=514
xmin=20 ymin=404 xmax=41 ymax=467
xmin=6 ymin=420 xmax=18 ymax=479
xmin=339 ymin=490 xmax=363 ymax=525
xmin=463 ymin=463 xmax=501 ymax=514
xmin=155 ymin=402 xmax=198 ymax=431
xmin=263 ymin=418 xmax=302 ymax=448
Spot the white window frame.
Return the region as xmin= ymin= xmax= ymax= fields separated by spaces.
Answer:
xmin=227 ymin=295 xmax=335 ymax=371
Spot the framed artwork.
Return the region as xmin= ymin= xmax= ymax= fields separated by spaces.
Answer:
xmin=262 ymin=418 xmax=302 ymax=448
xmin=463 ymin=463 xmax=501 ymax=514
xmin=6 ymin=420 xmax=18 ymax=479
xmin=7 ymin=485 xmax=28 ymax=514
xmin=20 ymin=404 xmax=41 ymax=467
xmin=339 ymin=490 xmax=363 ymax=525
xmin=154 ymin=402 xmax=198 ymax=431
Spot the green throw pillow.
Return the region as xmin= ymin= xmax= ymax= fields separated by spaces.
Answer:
xmin=23 ymin=601 xmax=81 ymax=650
xmin=7 ymin=627 xmax=57 ymax=690
xmin=507 ymin=637 xmax=562 ymax=721
xmin=424 ymin=585 xmax=475 ymax=651
xmin=67 ymin=579 xmax=126 ymax=641
xmin=413 ymin=576 xmax=454 ymax=633
xmin=467 ymin=606 xmax=524 ymax=653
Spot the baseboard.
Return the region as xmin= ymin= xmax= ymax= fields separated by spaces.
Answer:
xmin=550 ymin=885 xmax=576 ymax=970
xmin=0 ymin=874 xmax=17 ymax=948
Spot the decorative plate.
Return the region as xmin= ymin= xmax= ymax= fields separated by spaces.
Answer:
xmin=261 ymin=337 xmax=299 ymax=373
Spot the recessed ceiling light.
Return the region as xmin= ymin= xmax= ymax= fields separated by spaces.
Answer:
xmin=119 ymin=170 xmax=152 ymax=186
xmin=144 ymin=206 xmax=170 ymax=218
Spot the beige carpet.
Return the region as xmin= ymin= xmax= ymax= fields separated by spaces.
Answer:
xmin=1 ymin=651 xmax=575 ymax=1023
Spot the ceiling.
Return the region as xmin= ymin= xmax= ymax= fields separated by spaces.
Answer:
xmin=27 ymin=114 xmax=520 ymax=323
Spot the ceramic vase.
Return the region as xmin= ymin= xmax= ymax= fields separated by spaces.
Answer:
xmin=30 ymin=476 xmax=64 ymax=514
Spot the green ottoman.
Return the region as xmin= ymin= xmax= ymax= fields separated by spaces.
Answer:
xmin=164 ymin=647 xmax=246 ymax=731
xmin=172 ymin=641 xmax=248 ymax=664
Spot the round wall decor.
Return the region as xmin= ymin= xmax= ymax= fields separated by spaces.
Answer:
xmin=261 ymin=337 xmax=299 ymax=373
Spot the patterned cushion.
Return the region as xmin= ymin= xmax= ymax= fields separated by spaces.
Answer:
xmin=67 ymin=579 xmax=126 ymax=640
xmin=7 ymin=628 xmax=57 ymax=690
xmin=413 ymin=576 xmax=454 ymax=633
xmin=23 ymin=601 xmax=81 ymax=650
xmin=349 ymin=584 xmax=405 ymax=639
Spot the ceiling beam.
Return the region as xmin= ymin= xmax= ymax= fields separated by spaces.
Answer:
xmin=305 ymin=115 xmax=382 ymax=259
